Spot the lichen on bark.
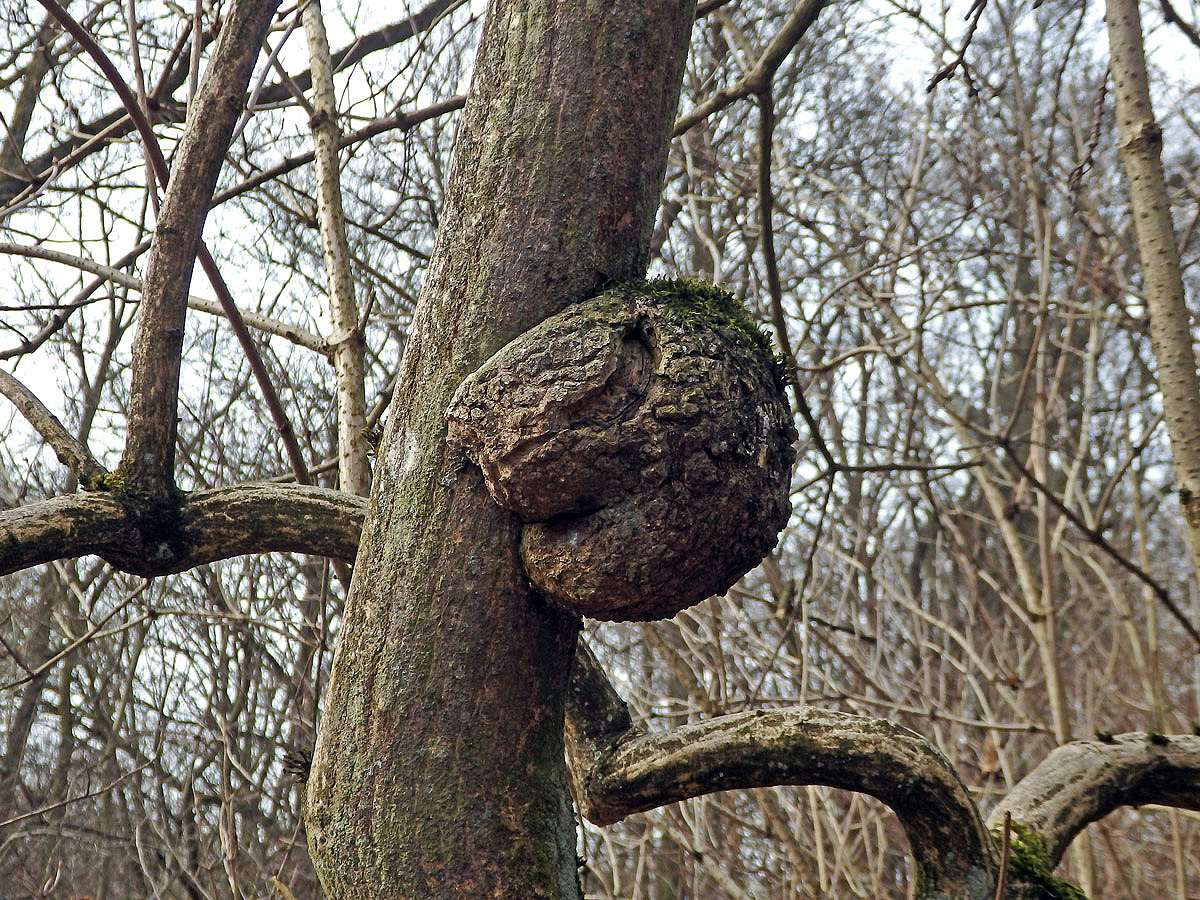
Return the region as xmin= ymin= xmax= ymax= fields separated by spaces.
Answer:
xmin=446 ymin=278 xmax=796 ymax=620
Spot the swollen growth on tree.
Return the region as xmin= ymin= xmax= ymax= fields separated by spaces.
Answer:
xmin=1 ymin=1 xmax=1200 ymax=899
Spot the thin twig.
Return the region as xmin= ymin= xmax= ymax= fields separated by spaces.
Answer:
xmin=756 ymin=88 xmax=835 ymax=469
xmin=0 ymin=240 xmax=151 ymax=361
xmin=0 ymin=241 xmax=330 ymax=355
xmin=1 ymin=582 xmax=149 ymax=691
xmin=1158 ymin=0 xmax=1200 ymax=51
xmin=1069 ymin=69 xmax=1109 ymax=195
xmin=210 ymin=95 xmax=466 ymax=208
xmin=0 ymin=759 xmax=154 ymax=828
xmin=927 ymin=0 xmax=988 ymax=94
xmin=994 ymin=811 xmax=1012 ymax=900
xmin=674 ymin=0 xmax=829 ymax=135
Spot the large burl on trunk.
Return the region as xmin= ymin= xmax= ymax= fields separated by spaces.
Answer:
xmin=304 ymin=3 xmax=703 ymax=897
xmin=446 ymin=279 xmax=796 ymax=621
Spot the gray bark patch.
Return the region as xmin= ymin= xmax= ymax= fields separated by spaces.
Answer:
xmin=446 ymin=280 xmax=796 ymax=620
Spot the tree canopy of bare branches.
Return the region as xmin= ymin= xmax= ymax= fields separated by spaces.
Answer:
xmin=3 ymin=0 xmax=1200 ymax=897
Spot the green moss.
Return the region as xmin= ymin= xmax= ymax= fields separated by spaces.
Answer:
xmin=994 ymin=822 xmax=1089 ymax=900
xmin=93 ymin=464 xmax=129 ymax=492
xmin=89 ymin=460 xmax=186 ymax=571
xmin=1147 ymin=731 xmax=1170 ymax=746
xmin=604 ymin=278 xmax=787 ymax=386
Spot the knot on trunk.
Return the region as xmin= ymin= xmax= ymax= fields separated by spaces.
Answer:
xmin=446 ymin=280 xmax=796 ymax=621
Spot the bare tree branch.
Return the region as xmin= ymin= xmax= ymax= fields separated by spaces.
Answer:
xmin=1157 ymin=0 xmax=1200 ymax=52
xmin=566 ymin=643 xmax=995 ymax=900
xmin=0 ymin=484 xmax=364 ymax=577
xmin=0 ymin=241 xmax=330 ymax=355
xmin=674 ymin=0 xmax=828 ymax=135
xmin=989 ymin=732 xmax=1200 ymax=866
xmin=0 ymin=0 xmax=467 ymax=203
xmin=0 ymin=369 xmax=106 ymax=488
xmin=103 ymin=0 xmax=282 ymax=494
xmin=209 ymin=95 xmax=467 ymax=207
xmin=255 ymin=0 xmax=467 ymax=107
xmin=302 ymin=0 xmax=370 ymax=497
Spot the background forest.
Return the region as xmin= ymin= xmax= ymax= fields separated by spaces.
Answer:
xmin=2 ymin=0 xmax=1200 ymax=897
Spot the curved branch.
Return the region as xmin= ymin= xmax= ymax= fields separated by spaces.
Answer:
xmin=1157 ymin=0 xmax=1200 ymax=52
xmin=0 ymin=483 xmax=364 ymax=576
xmin=567 ymin=648 xmax=993 ymax=899
xmin=0 ymin=493 xmax=130 ymax=574
xmin=988 ymin=732 xmax=1200 ymax=866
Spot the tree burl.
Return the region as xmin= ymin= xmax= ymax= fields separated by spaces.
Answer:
xmin=446 ymin=279 xmax=796 ymax=621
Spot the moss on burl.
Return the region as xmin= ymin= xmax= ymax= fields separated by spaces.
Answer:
xmin=608 ymin=278 xmax=784 ymax=382
xmin=995 ymin=822 xmax=1089 ymax=900
xmin=446 ymin=279 xmax=796 ymax=621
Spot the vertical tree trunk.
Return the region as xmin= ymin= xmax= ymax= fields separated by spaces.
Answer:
xmin=302 ymin=0 xmax=371 ymax=498
xmin=305 ymin=2 xmax=696 ymax=897
xmin=1106 ymin=0 xmax=1200 ymax=571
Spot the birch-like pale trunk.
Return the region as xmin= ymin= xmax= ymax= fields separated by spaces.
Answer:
xmin=302 ymin=0 xmax=370 ymax=497
xmin=1106 ymin=0 xmax=1200 ymax=572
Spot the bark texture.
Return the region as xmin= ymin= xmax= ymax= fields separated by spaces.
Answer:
xmin=1106 ymin=0 xmax=1200 ymax=569
xmin=564 ymin=642 xmax=994 ymax=900
xmin=120 ymin=0 xmax=281 ymax=495
xmin=0 ymin=485 xmax=364 ymax=576
xmin=446 ymin=280 xmax=795 ymax=620
xmin=304 ymin=2 xmax=697 ymax=897
xmin=989 ymin=732 xmax=1200 ymax=864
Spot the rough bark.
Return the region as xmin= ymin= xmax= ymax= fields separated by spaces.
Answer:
xmin=304 ymin=1 xmax=696 ymax=897
xmin=1106 ymin=0 xmax=1200 ymax=572
xmin=565 ymin=643 xmax=994 ymax=900
xmin=989 ymin=733 xmax=1200 ymax=865
xmin=0 ymin=485 xmax=364 ymax=576
xmin=446 ymin=281 xmax=795 ymax=620
xmin=120 ymin=0 xmax=281 ymax=495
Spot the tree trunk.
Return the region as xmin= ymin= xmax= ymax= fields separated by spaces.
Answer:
xmin=1106 ymin=0 xmax=1200 ymax=573
xmin=304 ymin=2 xmax=696 ymax=897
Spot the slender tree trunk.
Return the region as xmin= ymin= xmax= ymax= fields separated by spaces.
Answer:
xmin=1106 ymin=0 xmax=1200 ymax=572
xmin=120 ymin=0 xmax=282 ymax=496
xmin=305 ymin=2 xmax=696 ymax=897
xmin=302 ymin=0 xmax=371 ymax=497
